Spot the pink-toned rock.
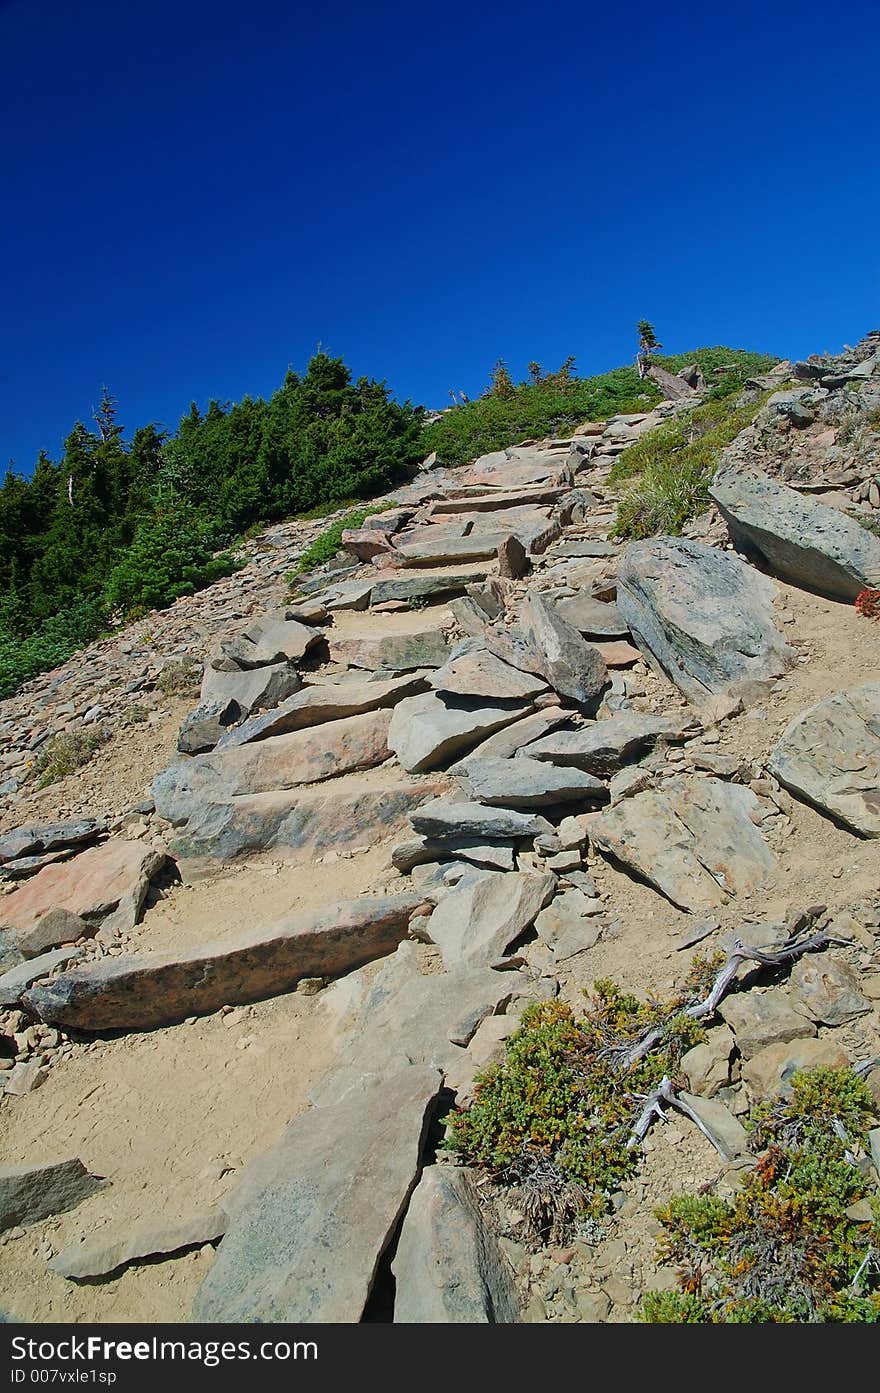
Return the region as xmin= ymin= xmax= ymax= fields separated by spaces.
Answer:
xmin=592 ymin=640 xmax=642 ymax=667
xmin=0 ymin=841 xmax=167 ymax=938
xmin=341 ymin=528 xmax=394 ymax=562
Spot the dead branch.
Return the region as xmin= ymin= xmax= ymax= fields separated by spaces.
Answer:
xmin=607 ymin=928 xmax=838 ymax=1075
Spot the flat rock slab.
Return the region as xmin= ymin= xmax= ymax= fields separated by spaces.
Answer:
xmin=393 ymin=534 xmax=510 ymax=567
xmin=463 ymin=705 xmax=571 ymax=761
xmin=0 ymin=820 xmax=105 ymax=866
xmin=168 ymin=775 xmax=449 ymax=867
xmin=555 ymin=595 xmax=629 ymax=638
xmin=429 ymin=639 xmax=548 ymax=701
xmin=193 ymin=1065 xmax=442 ymax=1322
xmin=392 ymin=838 xmax=515 ymax=873
xmin=410 ymin=798 xmax=553 ymax=841
xmin=154 ymin=710 xmax=393 ymax=824
xmin=0 ymin=946 xmax=84 ymax=1006
xmin=710 ymin=465 xmax=880 ymax=600
xmin=23 ymin=894 xmax=425 ymax=1031
xmin=216 ymin=673 xmax=427 ymax=748
xmin=590 ymin=776 xmax=776 ymax=912
xmin=742 ymin=1037 xmax=851 ymax=1099
xmin=328 ymin=629 xmax=449 ymax=672
xmin=677 ymin=1092 xmax=750 ymax=1162
xmin=788 ymin=954 xmax=872 ymax=1025
xmin=51 ymin=1208 xmax=228 ymax=1280
xmin=425 ymin=870 xmax=556 ymax=968
xmin=767 ymin=683 xmax=880 ymax=836
xmin=519 ymin=593 xmax=607 ymax=706
xmin=13 ymin=908 xmax=90 ymax=959
xmin=392 ymin=1165 xmax=519 ymax=1322
xmin=370 ymin=574 xmax=486 ymax=607
xmin=309 ymin=941 xmax=514 ymax=1107
xmin=388 ymin=691 xmax=533 ymax=773
xmin=718 ymin=992 xmax=816 ymax=1057
xmin=553 ymin=540 xmax=619 ymax=558
xmin=455 ymin=755 xmax=607 ymax=808
xmin=431 ymin=486 xmax=566 ymax=514
xmin=0 ymin=841 xmax=166 ymax=938
xmin=0 ymin=1159 xmax=104 ymax=1232
xmin=616 ymin=537 xmax=795 ymax=706
xmin=524 ymin=712 xmax=698 ymax=775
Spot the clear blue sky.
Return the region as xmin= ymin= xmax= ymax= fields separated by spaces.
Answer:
xmin=3 ymin=0 xmax=879 ymax=475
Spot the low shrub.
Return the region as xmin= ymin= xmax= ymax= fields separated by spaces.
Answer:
xmin=288 ymin=502 xmax=399 ymax=579
xmin=642 ymin=1068 xmax=880 ymax=1323
xmin=30 ymin=725 xmax=108 ymax=788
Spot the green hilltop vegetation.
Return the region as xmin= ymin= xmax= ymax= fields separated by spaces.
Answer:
xmin=0 ymin=343 xmax=775 ymax=700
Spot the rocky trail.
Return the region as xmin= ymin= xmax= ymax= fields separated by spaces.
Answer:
xmin=2 ymin=337 xmax=880 ymax=1323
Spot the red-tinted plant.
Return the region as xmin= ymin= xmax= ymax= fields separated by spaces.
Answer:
xmin=855 ymin=588 xmax=880 ymax=618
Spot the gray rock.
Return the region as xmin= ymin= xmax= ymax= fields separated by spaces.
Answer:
xmin=680 ymin=1026 xmax=735 ymax=1096
xmin=677 ymin=1092 xmax=751 ymax=1162
xmin=742 ymin=1037 xmax=850 ymax=1099
xmin=328 ymin=629 xmax=449 ymax=672
xmin=50 ymin=1208 xmax=227 ymax=1280
xmin=218 ymin=614 xmax=322 ymax=668
xmin=425 ymin=871 xmax=556 ymax=968
xmin=0 ymin=946 xmax=84 ymax=1007
xmin=718 ymin=992 xmax=816 ymax=1057
xmin=533 ymin=890 xmax=604 ymax=961
xmin=710 ymin=465 xmax=880 ymax=600
xmin=23 ymin=894 xmax=425 ymax=1031
xmin=154 ymin=710 xmax=394 ymax=823
xmin=410 ymin=799 xmax=553 ymax=841
xmin=555 ymin=595 xmax=629 ymax=638
xmin=193 ymin=1065 xmax=442 ymax=1322
xmin=371 ymin=574 xmax=485 ymax=607
xmin=391 ymin=838 xmax=515 ymax=873
xmin=392 ymin=1166 xmax=519 ymax=1322
xmin=388 ymin=691 xmax=533 ymax=773
xmin=309 ymin=941 xmax=514 ymax=1106
xmin=519 ymin=593 xmax=608 ymax=706
xmin=616 ymin=537 xmax=795 ymax=706
xmin=0 ymin=1159 xmax=104 ymax=1232
xmin=497 ymin=534 xmax=529 ymax=580
xmin=14 ymin=908 xmax=90 ymax=958
xmin=0 ymin=820 xmax=105 ymax=866
xmin=788 ymin=955 xmax=872 ymax=1026
xmin=454 ymin=755 xmax=607 ymax=808
xmin=767 ymin=683 xmax=880 ymax=836
xmin=168 ymin=774 xmax=448 ymax=867
xmin=590 ymin=776 xmax=776 ymax=912
xmin=524 ymin=712 xmax=698 ymax=775
xmin=216 ymin=673 xmax=428 ymax=748
xmin=428 ymin=639 xmax=548 ymax=701
xmin=178 ymin=699 xmax=241 ymax=755
xmin=200 ymin=662 xmax=301 ymax=719
xmin=462 ymin=706 xmax=571 ymax=761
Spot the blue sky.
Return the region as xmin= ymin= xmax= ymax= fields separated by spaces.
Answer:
xmin=2 ymin=0 xmax=879 ymax=474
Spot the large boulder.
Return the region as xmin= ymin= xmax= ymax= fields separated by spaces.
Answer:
xmin=388 ymin=692 xmax=533 ymax=773
xmin=200 ymin=662 xmax=301 ymax=720
xmin=518 ymin=593 xmax=607 ymax=706
xmin=217 ymin=612 xmax=322 ymax=668
xmin=23 ymin=894 xmax=425 ymax=1031
xmin=616 ymin=536 xmax=795 ymax=706
xmin=428 ymin=638 xmax=548 ymax=701
xmin=424 ymin=870 xmax=556 ymax=969
xmin=193 ymin=1065 xmax=443 ymax=1322
xmin=590 ymin=776 xmax=776 ymax=912
xmin=392 ymin=1166 xmax=519 ymax=1323
xmin=710 ymin=465 xmax=880 ymax=600
xmin=767 ymin=683 xmax=880 ymax=836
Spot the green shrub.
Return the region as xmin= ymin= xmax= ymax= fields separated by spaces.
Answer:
xmin=642 ymin=1068 xmax=880 ymax=1323
xmin=104 ymin=505 xmax=242 ymax=617
xmin=444 ymin=983 xmax=704 ymax=1243
xmin=30 ymin=725 xmax=107 ymax=787
xmin=611 ymin=391 xmax=772 ymax=540
xmin=288 ymin=502 xmax=399 ymax=579
xmin=421 ymin=348 xmax=777 ymax=469
xmin=0 ymin=597 xmax=109 ymax=700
